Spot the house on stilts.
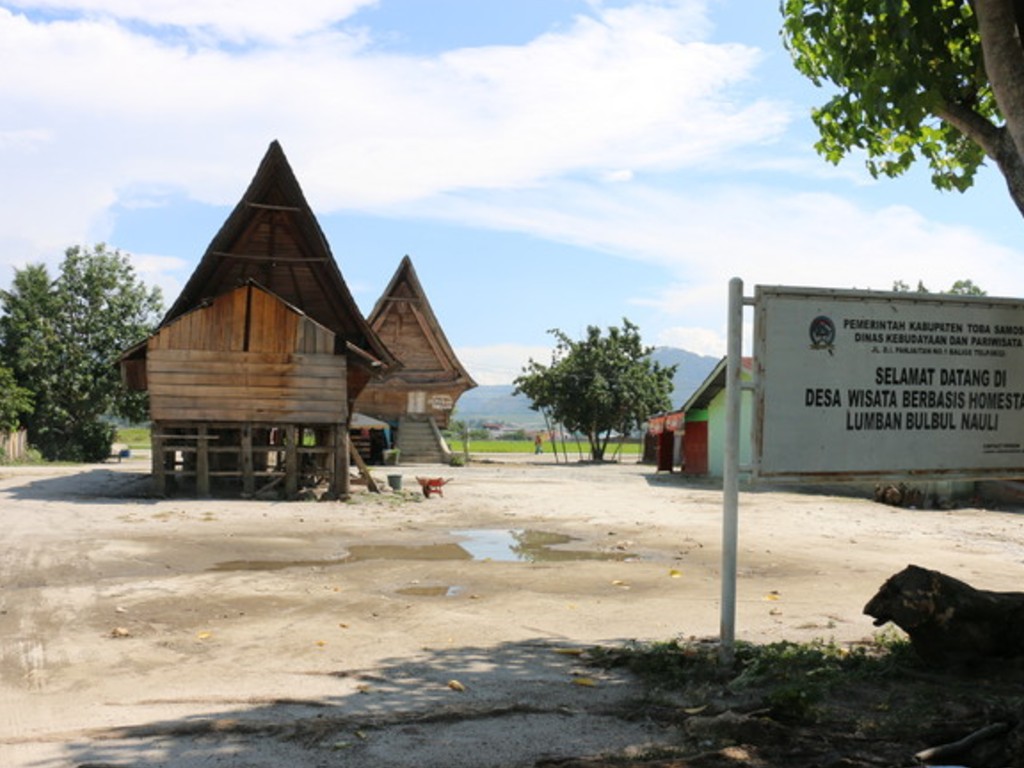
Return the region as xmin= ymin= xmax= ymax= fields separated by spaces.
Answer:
xmin=120 ymin=141 xmax=396 ymax=499
xmin=354 ymin=256 xmax=476 ymax=463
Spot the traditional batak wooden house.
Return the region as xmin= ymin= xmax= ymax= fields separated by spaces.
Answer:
xmin=355 ymin=256 xmax=476 ymax=462
xmin=120 ymin=141 xmax=396 ymax=498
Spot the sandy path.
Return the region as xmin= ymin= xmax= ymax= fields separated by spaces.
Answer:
xmin=1 ymin=455 xmax=1022 ymax=766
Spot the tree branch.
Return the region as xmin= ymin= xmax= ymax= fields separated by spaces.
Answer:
xmin=935 ymin=99 xmax=1004 ymax=158
xmin=937 ymin=100 xmax=1024 ymax=217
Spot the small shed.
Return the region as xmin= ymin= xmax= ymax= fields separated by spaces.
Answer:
xmin=646 ymin=410 xmax=685 ymax=472
xmin=121 ymin=141 xmax=396 ymax=498
xmin=355 ymin=256 xmax=476 ymax=462
xmin=679 ymin=357 xmax=753 ymax=478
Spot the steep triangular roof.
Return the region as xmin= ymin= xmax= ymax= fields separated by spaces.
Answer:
xmin=162 ymin=140 xmax=395 ymax=373
xmin=368 ymin=255 xmax=476 ymax=387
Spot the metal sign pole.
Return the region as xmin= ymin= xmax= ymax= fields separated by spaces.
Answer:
xmin=720 ymin=277 xmax=743 ymax=665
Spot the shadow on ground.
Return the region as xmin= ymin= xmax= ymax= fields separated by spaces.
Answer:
xmin=45 ymin=639 xmax=667 ymax=768
xmin=2 ymin=466 xmax=157 ymax=503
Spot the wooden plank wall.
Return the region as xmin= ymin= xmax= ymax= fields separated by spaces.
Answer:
xmin=148 ymin=350 xmax=346 ymax=423
xmin=147 ymin=284 xmax=344 ymax=424
xmin=148 ymin=284 xmax=334 ymax=355
xmin=380 ymin=301 xmax=447 ymax=373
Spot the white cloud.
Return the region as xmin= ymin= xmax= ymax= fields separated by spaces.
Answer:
xmin=1 ymin=0 xmax=377 ymax=43
xmin=127 ymin=251 xmax=188 ymax=307
xmin=433 ymin=177 xmax=1024 ymax=298
xmin=2 ymin=0 xmax=1016 ymax=374
xmin=656 ymin=325 xmax=726 ymax=357
xmin=455 ymin=343 xmax=555 ymax=386
xmin=0 ymin=0 xmax=784 ymax=268
xmin=413 ymin=174 xmax=1024 ymax=357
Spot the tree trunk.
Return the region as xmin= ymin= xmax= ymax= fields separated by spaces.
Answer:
xmin=976 ymin=0 xmax=1024 ymax=158
xmin=974 ymin=0 xmax=1024 ymax=217
xmin=864 ymin=564 xmax=1024 ymax=665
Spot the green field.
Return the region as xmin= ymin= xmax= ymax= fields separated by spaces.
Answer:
xmin=450 ymin=439 xmax=640 ymax=455
xmin=115 ymin=429 xmax=641 ymax=456
xmin=115 ymin=427 xmax=153 ymax=449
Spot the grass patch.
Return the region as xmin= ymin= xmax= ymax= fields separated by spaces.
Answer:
xmin=579 ymin=633 xmax=1024 ymax=766
xmin=116 ymin=427 xmax=152 ymax=450
xmin=110 ymin=429 xmax=644 ymax=457
xmin=449 ymin=439 xmax=641 ymax=455
xmin=589 ymin=635 xmax=919 ymax=694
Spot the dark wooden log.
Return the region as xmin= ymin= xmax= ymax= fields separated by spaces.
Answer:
xmin=864 ymin=564 xmax=1024 ymax=665
xmin=914 ymin=722 xmax=1012 ymax=764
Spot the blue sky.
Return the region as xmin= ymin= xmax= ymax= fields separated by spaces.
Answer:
xmin=2 ymin=0 xmax=1023 ymax=383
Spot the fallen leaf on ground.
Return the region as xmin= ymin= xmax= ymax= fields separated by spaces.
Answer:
xmin=571 ymin=677 xmax=598 ymax=687
xmin=447 ymin=679 xmax=466 ymax=692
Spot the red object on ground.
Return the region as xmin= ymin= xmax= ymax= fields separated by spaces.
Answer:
xmin=416 ymin=477 xmax=451 ymax=497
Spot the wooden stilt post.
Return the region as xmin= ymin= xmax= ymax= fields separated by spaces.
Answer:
xmin=152 ymin=421 xmax=166 ymax=496
xmin=285 ymin=424 xmax=299 ymax=499
xmin=196 ymin=424 xmax=210 ymax=497
xmin=348 ymin=439 xmax=378 ymax=493
xmin=242 ymin=423 xmax=254 ymax=497
xmin=340 ymin=422 xmax=351 ymax=499
xmin=329 ymin=424 xmax=342 ymax=499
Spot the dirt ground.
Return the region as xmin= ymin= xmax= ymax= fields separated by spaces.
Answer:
xmin=2 ymin=453 xmax=1024 ymax=767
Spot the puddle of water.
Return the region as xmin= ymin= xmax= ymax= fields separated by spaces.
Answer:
xmin=455 ymin=529 xmax=635 ymax=563
xmin=210 ymin=529 xmax=634 ymax=571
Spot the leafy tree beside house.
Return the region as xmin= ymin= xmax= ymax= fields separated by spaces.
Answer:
xmin=782 ymin=0 xmax=1024 ymax=217
xmin=0 ymin=365 xmax=32 ymax=440
xmin=0 ymin=244 xmax=162 ymax=462
xmin=514 ymin=319 xmax=675 ymax=461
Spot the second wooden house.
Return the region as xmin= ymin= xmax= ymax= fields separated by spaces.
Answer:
xmin=355 ymin=256 xmax=476 ymax=463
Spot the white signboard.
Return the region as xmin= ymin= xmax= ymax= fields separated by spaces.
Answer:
xmin=754 ymin=286 xmax=1024 ymax=480
xmin=429 ymin=394 xmax=454 ymax=411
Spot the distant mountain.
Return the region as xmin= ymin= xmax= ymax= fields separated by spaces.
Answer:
xmin=453 ymin=384 xmax=534 ymax=425
xmin=650 ymin=347 xmax=721 ymax=409
xmin=454 ymin=347 xmax=720 ymax=427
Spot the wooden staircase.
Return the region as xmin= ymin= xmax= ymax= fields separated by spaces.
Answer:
xmin=396 ymin=415 xmax=450 ymax=464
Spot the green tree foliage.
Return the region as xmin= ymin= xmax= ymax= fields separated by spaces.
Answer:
xmin=782 ymin=0 xmax=1024 ymax=217
xmin=0 ymin=365 xmax=32 ymax=434
xmin=892 ymin=278 xmax=987 ymax=295
xmin=0 ymin=244 xmax=162 ymax=461
xmin=513 ymin=319 xmax=675 ymax=461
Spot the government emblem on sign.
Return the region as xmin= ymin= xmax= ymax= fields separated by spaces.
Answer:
xmin=809 ymin=315 xmax=835 ymax=351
